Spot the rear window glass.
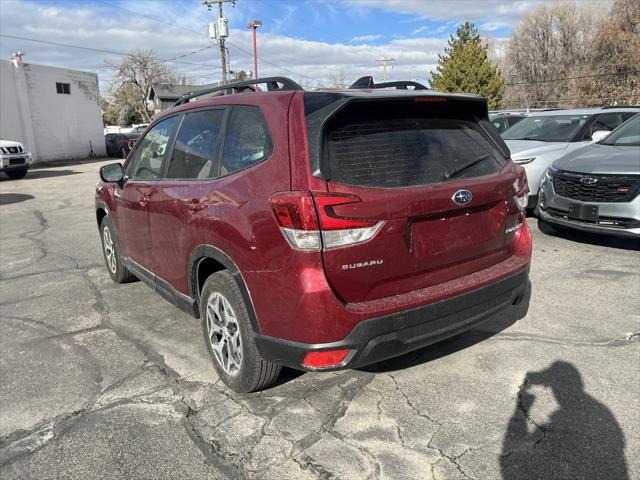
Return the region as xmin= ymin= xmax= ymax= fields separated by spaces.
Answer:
xmin=325 ymin=104 xmax=506 ymax=188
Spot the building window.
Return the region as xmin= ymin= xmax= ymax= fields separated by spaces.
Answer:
xmin=56 ymin=82 xmax=71 ymax=95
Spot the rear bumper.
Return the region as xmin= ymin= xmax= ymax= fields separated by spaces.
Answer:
xmin=255 ymin=267 xmax=530 ymax=370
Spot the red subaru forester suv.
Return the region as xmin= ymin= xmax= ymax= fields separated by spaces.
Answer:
xmin=96 ymin=77 xmax=531 ymax=392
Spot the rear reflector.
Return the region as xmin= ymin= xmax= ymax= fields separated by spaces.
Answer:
xmin=302 ymin=349 xmax=350 ymax=369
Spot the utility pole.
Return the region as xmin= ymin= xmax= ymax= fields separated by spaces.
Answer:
xmin=203 ymin=0 xmax=235 ymax=83
xmin=376 ymin=57 xmax=396 ymax=81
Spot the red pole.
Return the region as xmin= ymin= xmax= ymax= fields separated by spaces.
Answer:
xmin=252 ymin=26 xmax=258 ymax=87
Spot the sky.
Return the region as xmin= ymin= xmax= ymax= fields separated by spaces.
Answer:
xmin=0 ymin=0 xmax=607 ymax=92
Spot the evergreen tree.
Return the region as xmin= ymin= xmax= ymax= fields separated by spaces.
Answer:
xmin=430 ymin=22 xmax=505 ymax=109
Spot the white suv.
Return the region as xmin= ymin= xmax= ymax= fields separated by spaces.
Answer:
xmin=0 ymin=139 xmax=32 ymax=179
xmin=502 ymin=107 xmax=639 ymax=210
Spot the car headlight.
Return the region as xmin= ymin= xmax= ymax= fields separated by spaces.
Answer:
xmin=514 ymin=157 xmax=536 ymax=165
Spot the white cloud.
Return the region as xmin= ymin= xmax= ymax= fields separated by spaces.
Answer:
xmin=352 ymin=0 xmax=614 ymax=31
xmin=0 ymin=1 xmax=444 ymax=89
xmin=351 ymin=34 xmax=382 ymax=42
xmin=411 ymin=26 xmax=427 ymax=35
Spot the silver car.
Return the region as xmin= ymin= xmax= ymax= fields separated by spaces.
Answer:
xmin=537 ymin=114 xmax=640 ymax=238
xmin=503 ymin=107 xmax=639 ymax=210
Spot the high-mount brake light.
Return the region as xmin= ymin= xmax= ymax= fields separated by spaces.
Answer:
xmin=414 ymin=97 xmax=447 ymax=103
xmin=269 ymin=191 xmax=384 ymax=251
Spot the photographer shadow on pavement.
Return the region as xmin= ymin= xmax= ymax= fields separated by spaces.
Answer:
xmin=501 ymin=361 xmax=628 ymax=480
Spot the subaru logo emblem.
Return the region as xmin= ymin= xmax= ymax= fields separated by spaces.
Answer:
xmin=580 ymin=177 xmax=598 ymax=185
xmin=452 ymin=189 xmax=473 ymax=205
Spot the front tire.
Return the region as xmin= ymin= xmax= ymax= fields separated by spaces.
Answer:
xmin=100 ymin=216 xmax=136 ymax=283
xmin=200 ymin=271 xmax=281 ymax=393
xmin=5 ymin=168 xmax=28 ymax=179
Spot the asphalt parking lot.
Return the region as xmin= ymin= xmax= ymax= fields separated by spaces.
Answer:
xmin=1 ymin=159 xmax=639 ymax=480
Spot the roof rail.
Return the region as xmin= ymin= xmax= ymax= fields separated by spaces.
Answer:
xmin=173 ymin=77 xmax=303 ymax=106
xmin=601 ymin=105 xmax=640 ymax=109
xmin=349 ymin=76 xmax=428 ymax=90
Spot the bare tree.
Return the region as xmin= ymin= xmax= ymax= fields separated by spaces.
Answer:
xmin=105 ymin=50 xmax=174 ymax=123
xmin=502 ymin=1 xmax=601 ymax=108
xmin=327 ymin=68 xmax=348 ymax=89
xmin=577 ymin=0 xmax=640 ymax=106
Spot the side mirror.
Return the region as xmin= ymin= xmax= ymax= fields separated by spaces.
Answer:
xmin=591 ymin=130 xmax=610 ymax=143
xmin=100 ymin=163 xmax=124 ymax=183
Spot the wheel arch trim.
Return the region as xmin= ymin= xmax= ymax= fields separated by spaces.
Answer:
xmin=188 ymin=244 xmax=261 ymax=333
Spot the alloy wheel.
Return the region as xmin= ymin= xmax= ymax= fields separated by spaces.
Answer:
xmin=102 ymin=226 xmax=117 ymax=274
xmin=206 ymin=292 xmax=243 ymax=376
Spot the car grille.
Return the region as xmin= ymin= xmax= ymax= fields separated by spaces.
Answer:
xmin=9 ymin=158 xmax=25 ymax=165
xmin=552 ymin=171 xmax=640 ymax=203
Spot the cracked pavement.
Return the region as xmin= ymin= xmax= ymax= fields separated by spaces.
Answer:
xmin=1 ymin=160 xmax=639 ymax=480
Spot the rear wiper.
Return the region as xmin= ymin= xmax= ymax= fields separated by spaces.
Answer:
xmin=443 ymin=154 xmax=490 ymax=180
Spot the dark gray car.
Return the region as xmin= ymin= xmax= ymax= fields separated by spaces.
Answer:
xmin=537 ymin=114 xmax=640 ymax=238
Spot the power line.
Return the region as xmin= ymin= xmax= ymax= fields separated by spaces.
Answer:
xmin=99 ymin=0 xmax=315 ymax=80
xmin=0 ymin=34 xmax=220 ymax=68
xmin=506 ymin=70 xmax=640 ymax=86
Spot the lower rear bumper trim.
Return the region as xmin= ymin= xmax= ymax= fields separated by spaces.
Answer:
xmin=255 ymin=267 xmax=530 ymax=370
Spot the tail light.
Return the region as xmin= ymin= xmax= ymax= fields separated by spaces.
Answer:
xmin=269 ymin=191 xmax=384 ymax=251
xmin=513 ymin=165 xmax=529 ymax=210
xmin=506 ymin=165 xmax=529 ymax=234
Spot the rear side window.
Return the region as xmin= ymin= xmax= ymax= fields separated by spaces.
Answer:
xmin=221 ymin=106 xmax=272 ymax=176
xmin=325 ymin=103 xmax=506 ymax=188
xmin=167 ymin=109 xmax=225 ymax=179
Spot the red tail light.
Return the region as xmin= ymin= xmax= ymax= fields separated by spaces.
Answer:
xmin=302 ymin=349 xmax=350 ymax=369
xmin=312 ymin=193 xmax=379 ymax=230
xmin=269 ymin=191 xmax=383 ymax=250
xmin=269 ymin=191 xmax=318 ymax=230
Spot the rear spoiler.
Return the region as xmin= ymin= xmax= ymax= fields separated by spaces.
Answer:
xmin=304 ymin=93 xmax=510 ymax=179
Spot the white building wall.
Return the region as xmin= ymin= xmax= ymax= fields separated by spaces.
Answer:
xmin=0 ymin=60 xmax=106 ymax=163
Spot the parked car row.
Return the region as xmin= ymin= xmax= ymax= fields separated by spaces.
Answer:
xmin=534 ymin=113 xmax=640 ymax=238
xmin=104 ymin=132 xmax=141 ymax=158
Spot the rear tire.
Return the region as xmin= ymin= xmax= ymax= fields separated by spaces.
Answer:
xmin=5 ymin=168 xmax=28 ymax=179
xmin=200 ymin=271 xmax=281 ymax=393
xmin=100 ymin=216 xmax=136 ymax=283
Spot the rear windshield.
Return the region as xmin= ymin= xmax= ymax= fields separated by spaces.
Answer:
xmin=324 ymin=102 xmax=506 ymax=188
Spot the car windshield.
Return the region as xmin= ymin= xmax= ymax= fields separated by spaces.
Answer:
xmin=600 ymin=114 xmax=640 ymax=146
xmin=502 ymin=114 xmax=590 ymax=142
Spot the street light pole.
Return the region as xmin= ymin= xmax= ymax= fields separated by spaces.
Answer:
xmin=247 ymin=20 xmax=262 ymax=88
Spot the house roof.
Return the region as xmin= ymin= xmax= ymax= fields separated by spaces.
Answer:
xmin=148 ymin=83 xmax=220 ymax=102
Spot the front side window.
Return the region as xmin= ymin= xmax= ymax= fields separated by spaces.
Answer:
xmin=166 ymin=109 xmax=225 ymax=179
xmin=503 ymin=115 xmax=590 ymax=142
xmin=583 ymin=112 xmax=637 ymax=141
xmin=601 ymin=114 xmax=640 ymax=146
xmin=221 ymin=106 xmax=273 ymax=176
xmin=125 ymin=116 xmax=177 ymax=180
